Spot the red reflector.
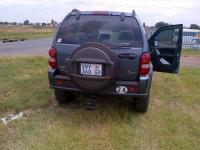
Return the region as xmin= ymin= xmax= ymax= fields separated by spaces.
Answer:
xmin=49 ymin=48 xmax=57 ymax=58
xmin=92 ymin=11 xmax=109 ymax=15
xmin=128 ymin=86 xmax=137 ymax=93
xmin=48 ymin=58 xmax=57 ymax=69
xmin=56 ymin=80 xmax=63 ymax=85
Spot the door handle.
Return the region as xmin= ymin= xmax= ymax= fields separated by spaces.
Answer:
xmin=156 ymin=49 xmax=160 ymax=55
xmin=119 ymin=53 xmax=137 ymax=59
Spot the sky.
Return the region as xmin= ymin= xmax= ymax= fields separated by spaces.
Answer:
xmin=0 ymin=0 xmax=200 ymax=27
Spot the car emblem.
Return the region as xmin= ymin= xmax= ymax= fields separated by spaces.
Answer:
xmin=127 ymin=71 xmax=136 ymax=75
xmin=59 ymin=66 xmax=66 ymax=69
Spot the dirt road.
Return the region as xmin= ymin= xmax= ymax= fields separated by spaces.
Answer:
xmin=0 ymin=37 xmax=52 ymax=56
xmin=181 ymin=57 xmax=200 ymax=67
xmin=0 ymin=38 xmax=199 ymax=67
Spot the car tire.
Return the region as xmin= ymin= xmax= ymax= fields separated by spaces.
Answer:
xmin=54 ymin=89 xmax=75 ymax=104
xmin=133 ymin=92 xmax=149 ymax=113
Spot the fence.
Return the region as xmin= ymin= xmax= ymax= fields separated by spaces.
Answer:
xmin=182 ymin=29 xmax=200 ymax=49
xmin=144 ymin=27 xmax=200 ymax=50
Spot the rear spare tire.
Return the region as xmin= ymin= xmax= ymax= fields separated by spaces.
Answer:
xmin=66 ymin=42 xmax=117 ymax=91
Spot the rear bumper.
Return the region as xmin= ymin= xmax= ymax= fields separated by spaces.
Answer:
xmin=48 ymin=69 xmax=152 ymax=97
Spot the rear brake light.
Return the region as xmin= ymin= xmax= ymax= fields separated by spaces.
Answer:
xmin=92 ymin=11 xmax=109 ymax=15
xmin=140 ymin=53 xmax=151 ymax=76
xmin=48 ymin=48 xmax=57 ymax=69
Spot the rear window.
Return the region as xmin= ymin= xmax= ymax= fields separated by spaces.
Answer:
xmin=57 ymin=15 xmax=143 ymax=47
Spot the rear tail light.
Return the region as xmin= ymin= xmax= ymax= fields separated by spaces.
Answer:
xmin=140 ymin=53 xmax=151 ymax=76
xmin=48 ymin=48 xmax=57 ymax=69
xmin=48 ymin=58 xmax=57 ymax=69
xmin=49 ymin=48 xmax=57 ymax=58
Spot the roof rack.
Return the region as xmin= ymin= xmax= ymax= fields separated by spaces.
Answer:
xmin=71 ymin=9 xmax=79 ymax=13
xmin=71 ymin=9 xmax=81 ymax=20
xmin=120 ymin=13 xmax=126 ymax=21
xmin=132 ymin=10 xmax=136 ymax=17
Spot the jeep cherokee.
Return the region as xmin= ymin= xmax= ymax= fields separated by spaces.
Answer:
xmin=48 ymin=9 xmax=183 ymax=113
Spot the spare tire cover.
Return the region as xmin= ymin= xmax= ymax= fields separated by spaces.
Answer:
xmin=67 ymin=42 xmax=117 ymax=91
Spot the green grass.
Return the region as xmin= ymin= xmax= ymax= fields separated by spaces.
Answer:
xmin=0 ymin=57 xmax=200 ymax=150
xmin=182 ymin=49 xmax=200 ymax=57
xmin=0 ymin=57 xmax=52 ymax=115
xmin=0 ymin=25 xmax=56 ymax=41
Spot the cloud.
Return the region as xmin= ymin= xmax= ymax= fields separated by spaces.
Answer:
xmin=0 ymin=0 xmax=35 ymax=6
xmin=0 ymin=0 xmax=199 ymax=26
xmin=0 ymin=0 xmax=198 ymax=9
xmin=65 ymin=0 xmax=199 ymax=25
xmin=0 ymin=0 xmax=72 ymax=6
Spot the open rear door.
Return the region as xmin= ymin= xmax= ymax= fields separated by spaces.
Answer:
xmin=149 ymin=24 xmax=183 ymax=73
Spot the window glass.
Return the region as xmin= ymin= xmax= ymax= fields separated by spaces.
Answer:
xmin=58 ymin=15 xmax=143 ymax=47
xmin=154 ymin=29 xmax=180 ymax=48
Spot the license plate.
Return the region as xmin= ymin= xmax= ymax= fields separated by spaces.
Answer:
xmin=80 ymin=63 xmax=102 ymax=76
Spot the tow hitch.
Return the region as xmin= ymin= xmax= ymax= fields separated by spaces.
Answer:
xmin=86 ymin=95 xmax=96 ymax=111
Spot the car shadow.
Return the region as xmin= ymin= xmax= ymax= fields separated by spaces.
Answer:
xmin=48 ymin=95 xmax=142 ymax=126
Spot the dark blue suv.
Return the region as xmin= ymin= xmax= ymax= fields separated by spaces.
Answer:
xmin=48 ymin=9 xmax=183 ymax=112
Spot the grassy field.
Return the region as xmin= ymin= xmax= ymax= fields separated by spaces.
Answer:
xmin=0 ymin=25 xmax=56 ymax=41
xmin=182 ymin=49 xmax=200 ymax=57
xmin=0 ymin=57 xmax=200 ymax=150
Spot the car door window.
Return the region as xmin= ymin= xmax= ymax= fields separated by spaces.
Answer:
xmin=154 ymin=29 xmax=179 ymax=48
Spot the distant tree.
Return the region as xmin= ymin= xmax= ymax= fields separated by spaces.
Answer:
xmin=51 ymin=19 xmax=54 ymax=24
xmin=42 ymin=23 xmax=46 ymax=26
xmin=12 ymin=22 xmax=17 ymax=25
xmin=155 ymin=22 xmax=169 ymax=29
xmin=189 ymin=24 xmax=200 ymax=30
xmin=29 ymin=23 xmax=34 ymax=26
xmin=23 ymin=20 xmax=29 ymax=25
